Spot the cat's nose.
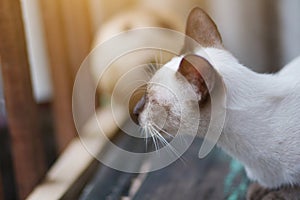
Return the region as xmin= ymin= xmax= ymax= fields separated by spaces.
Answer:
xmin=133 ymin=95 xmax=146 ymax=118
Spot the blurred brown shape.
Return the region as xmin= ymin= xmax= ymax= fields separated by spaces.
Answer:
xmin=40 ymin=0 xmax=93 ymax=153
xmin=0 ymin=173 xmax=3 ymax=200
xmin=0 ymin=0 xmax=46 ymax=198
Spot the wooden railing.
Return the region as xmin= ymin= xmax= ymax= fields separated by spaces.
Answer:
xmin=0 ymin=0 xmax=92 ymax=199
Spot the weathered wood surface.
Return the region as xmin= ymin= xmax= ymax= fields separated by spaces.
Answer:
xmin=60 ymin=0 xmax=95 ymax=131
xmin=80 ymin=129 xmax=249 ymax=200
xmin=39 ymin=0 xmax=94 ymax=153
xmin=79 ymin=131 xmax=145 ymax=199
xmin=39 ymin=0 xmax=76 ymax=152
xmin=0 ymin=127 xmax=18 ymax=200
xmin=133 ymin=141 xmax=249 ymax=200
xmin=0 ymin=0 xmax=46 ymax=198
xmin=60 ymin=0 xmax=92 ymax=79
xmin=0 ymin=171 xmax=3 ymax=200
xmin=27 ymin=106 xmax=127 ymax=200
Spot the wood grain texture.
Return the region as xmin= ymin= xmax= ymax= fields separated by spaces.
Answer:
xmin=0 ymin=172 xmax=3 ymax=200
xmin=60 ymin=0 xmax=92 ymax=79
xmin=133 ymin=141 xmax=228 ymax=200
xmin=40 ymin=0 xmax=94 ymax=152
xmin=79 ymin=129 xmax=146 ymax=199
xmin=0 ymin=0 xmax=46 ymax=198
xmin=0 ymin=126 xmax=18 ymax=200
xmin=81 ymin=137 xmax=250 ymax=200
xmin=60 ymin=0 xmax=95 ymax=127
xmin=27 ymin=106 xmax=126 ymax=200
xmin=39 ymin=0 xmax=76 ymax=152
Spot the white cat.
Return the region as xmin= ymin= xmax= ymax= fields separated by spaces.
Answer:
xmin=134 ymin=7 xmax=300 ymax=189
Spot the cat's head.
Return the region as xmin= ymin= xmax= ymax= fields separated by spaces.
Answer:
xmin=133 ymin=7 xmax=224 ymax=138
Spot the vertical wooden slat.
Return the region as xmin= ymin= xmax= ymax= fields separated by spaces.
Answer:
xmin=40 ymin=0 xmax=94 ymax=153
xmin=0 ymin=0 xmax=46 ymax=198
xmin=39 ymin=0 xmax=76 ymax=153
xmin=0 ymin=126 xmax=18 ymax=200
xmin=0 ymin=172 xmax=3 ymax=200
xmin=60 ymin=0 xmax=95 ymax=128
xmin=60 ymin=0 xmax=92 ymax=79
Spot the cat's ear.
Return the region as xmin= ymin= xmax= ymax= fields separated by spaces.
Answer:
xmin=178 ymin=54 xmax=217 ymax=102
xmin=183 ymin=7 xmax=223 ymax=50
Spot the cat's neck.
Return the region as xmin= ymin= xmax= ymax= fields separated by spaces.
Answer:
xmin=195 ymin=48 xmax=280 ymax=110
xmin=195 ymin=48 xmax=286 ymax=181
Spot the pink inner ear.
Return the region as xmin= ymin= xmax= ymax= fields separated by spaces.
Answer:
xmin=178 ymin=56 xmax=209 ymax=100
xmin=184 ymin=7 xmax=223 ymax=49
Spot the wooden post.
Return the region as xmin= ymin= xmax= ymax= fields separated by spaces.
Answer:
xmin=60 ymin=0 xmax=93 ymax=126
xmin=0 ymin=0 xmax=46 ymax=198
xmin=60 ymin=0 xmax=93 ymax=79
xmin=0 ymin=172 xmax=3 ymax=200
xmin=40 ymin=0 xmax=94 ymax=152
xmin=60 ymin=0 xmax=95 ymax=126
xmin=39 ymin=0 xmax=76 ymax=152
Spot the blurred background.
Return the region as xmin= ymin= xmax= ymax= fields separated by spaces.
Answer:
xmin=0 ymin=0 xmax=300 ymax=199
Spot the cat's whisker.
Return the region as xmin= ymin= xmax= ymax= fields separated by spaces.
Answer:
xmin=149 ymin=126 xmax=166 ymax=152
xmin=147 ymin=125 xmax=159 ymax=152
xmin=147 ymin=63 xmax=157 ymax=75
xmin=142 ymin=66 xmax=154 ymax=79
xmin=142 ymin=126 xmax=148 ymax=151
xmin=152 ymin=129 xmax=170 ymax=147
xmin=150 ymin=124 xmax=183 ymax=159
xmin=152 ymin=123 xmax=187 ymax=163
xmin=154 ymin=129 xmax=187 ymax=164
xmin=151 ymin=123 xmax=174 ymax=139
xmin=151 ymin=124 xmax=188 ymax=164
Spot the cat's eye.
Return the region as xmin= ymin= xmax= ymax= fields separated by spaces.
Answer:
xmin=150 ymin=99 xmax=158 ymax=104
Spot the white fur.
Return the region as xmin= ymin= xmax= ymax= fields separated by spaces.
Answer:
xmin=139 ymin=47 xmax=300 ymax=188
xmin=198 ymin=48 xmax=300 ymax=188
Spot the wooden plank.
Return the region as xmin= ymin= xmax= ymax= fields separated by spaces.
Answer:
xmin=79 ymin=129 xmax=146 ymax=199
xmin=39 ymin=0 xmax=76 ymax=152
xmin=80 ymin=138 xmax=249 ymax=200
xmin=27 ymin=138 xmax=97 ymax=200
xmin=133 ymin=144 xmax=224 ymax=200
xmin=133 ymin=142 xmax=249 ymax=200
xmin=0 ymin=0 xmax=46 ymax=198
xmin=60 ymin=0 xmax=92 ymax=79
xmin=27 ymin=106 xmax=126 ymax=200
xmin=0 ymin=172 xmax=3 ymax=200
xmin=0 ymin=126 xmax=18 ymax=200
xmin=60 ymin=0 xmax=95 ymax=126
xmin=132 ymin=141 xmax=249 ymax=200
xmin=0 ymin=125 xmax=5 ymax=200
